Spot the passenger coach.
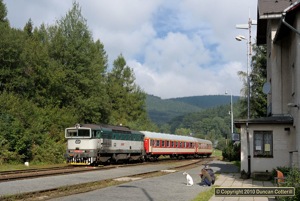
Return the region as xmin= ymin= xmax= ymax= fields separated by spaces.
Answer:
xmin=141 ymin=131 xmax=212 ymax=160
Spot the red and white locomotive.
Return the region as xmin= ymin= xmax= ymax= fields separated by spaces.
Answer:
xmin=65 ymin=124 xmax=213 ymax=165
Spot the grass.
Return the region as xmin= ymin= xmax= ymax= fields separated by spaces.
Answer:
xmin=212 ymin=149 xmax=222 ymax=160
xmin=232 ymin=160 xmax=241 ymax=171
xmin=0 ymin=163 xmax=67 ymax=171
xmin=191 ymin=185 xmax=218 ymax=201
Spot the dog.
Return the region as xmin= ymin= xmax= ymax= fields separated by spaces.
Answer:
xmin=183 ymin=172 xmax=194 ymax=186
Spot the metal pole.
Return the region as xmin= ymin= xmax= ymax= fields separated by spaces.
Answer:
xmin=231 ymin=92 xmax=233 ymax=134
xmin=236 ymin=13 xmax=256 ymax=177
xmin=247 ymin=17 xmax=252 ymax=120
xmin=247 ymin=16 xmax=252 ymax=177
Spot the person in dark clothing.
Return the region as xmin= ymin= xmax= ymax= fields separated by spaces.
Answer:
xmin=199 ymin=168 xmax=212 ymax=186
xmin=199 ymin=166 xmax=215 ymax=186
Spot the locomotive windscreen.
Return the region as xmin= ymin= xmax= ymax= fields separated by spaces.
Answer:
xmin=65 ymin=128 xmax=91 ymax=138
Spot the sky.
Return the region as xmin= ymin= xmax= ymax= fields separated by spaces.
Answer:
xmin=3 ymin=0 xmax=258 ymax=99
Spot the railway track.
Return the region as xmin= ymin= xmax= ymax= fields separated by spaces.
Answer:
xmin=0 ymin=165 xmax=107 ymax=182
xmin=0 ymin=157 xmax=210 ymax=182
xmin=0 ymin=157 xmax=215 ymax=201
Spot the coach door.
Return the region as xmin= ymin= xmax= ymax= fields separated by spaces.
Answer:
xmin=144 ymin=138 xmax=153 ymax=153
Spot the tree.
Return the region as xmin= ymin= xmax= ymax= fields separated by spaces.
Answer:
xmin=0 ymin=0 xmax=8 ymax=23
xmin=0 ymin=23 xmax=25 ymax=94
xmin=47 ymin=2 xmax=109 ymax=123
xmin=107 ymin=55 xmax=148 ymax=127
xmin=24 ymin=19 xmax=33 ymax=36
xmin=237 ymin=44 xmax=267 ymax=118
xmin=175 ymin=128 xmax=192 ymax=136
xmin=250 ymin=44 xmax=267 ymax=118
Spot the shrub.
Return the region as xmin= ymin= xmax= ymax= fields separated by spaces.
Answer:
xmin=277 ymin=167 xmax=300 ymax=201
xmin=222 ymin=141 xmax=240 ymax=161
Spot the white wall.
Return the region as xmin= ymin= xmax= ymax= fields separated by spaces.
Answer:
xmin=240 ymin=124 xmax=292 ymax=173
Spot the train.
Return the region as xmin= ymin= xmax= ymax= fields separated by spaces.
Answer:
xmin=65 ymin=123 xmax=213 ymax=165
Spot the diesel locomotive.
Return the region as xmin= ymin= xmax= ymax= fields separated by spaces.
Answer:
xmin=65 ymin=123 xmax=213 ymax=165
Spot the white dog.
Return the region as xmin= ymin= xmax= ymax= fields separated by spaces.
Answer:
xmin=183 ymin=172 xmax=194 ymax=186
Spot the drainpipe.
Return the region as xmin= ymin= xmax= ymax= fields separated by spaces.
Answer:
xmin=281 ymin=12 xmax=300 ymax=36
xmin=246 ymin=122 xmax=251 ymax=178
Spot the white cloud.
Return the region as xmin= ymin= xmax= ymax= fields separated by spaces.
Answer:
xmin=4 ymin=0 xmax=256 ymax=99
xmin=130 ymin=59 xmax=244 ymax=99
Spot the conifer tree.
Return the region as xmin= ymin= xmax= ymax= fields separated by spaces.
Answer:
xmin=107 ymin=55 xmax=147 ymax=126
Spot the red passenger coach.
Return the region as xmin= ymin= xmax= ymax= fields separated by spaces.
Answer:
xmin=140 ymin=131 xmax=212 ymax=160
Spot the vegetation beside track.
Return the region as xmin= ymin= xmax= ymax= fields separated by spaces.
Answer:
xmin=211 ymin=149 xmax=222 ymax=160
xmin=0 ymin=163 xmax=67 ymax=172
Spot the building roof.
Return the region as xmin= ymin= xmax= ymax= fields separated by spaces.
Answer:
xmin=274 ymin=2 xmax=300 ymax=42
xmin=257 ymin=0 xmax=297 ymax=45
xmin=234 ymin=115 xmax=293 ymax=128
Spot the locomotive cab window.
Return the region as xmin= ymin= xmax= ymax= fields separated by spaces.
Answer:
xmin=66 ymin=129 xmax=91 ymax=138
xmin=66 ymin=129 xmax=77 ymax=137
xmin=78 ymin=129 xmax=90 ymax=137
xmin=93 ymin=131 xmax=101 ymax=138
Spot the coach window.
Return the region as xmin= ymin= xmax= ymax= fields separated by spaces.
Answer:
xmin=156 ymin=140 xmax=160 ymax=147
xmin=254 ymin=131 xmax=273 ymax=158
xmin=171 ymin=141 xmax=174 ymax=147
xmin=162 ymin=140 xmax=165 ymax=147
xmin=166 ymin=141 xmax=170 ymax=147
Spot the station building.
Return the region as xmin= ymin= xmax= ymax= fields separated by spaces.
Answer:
xmin=235 ymin=0 xmax=300 ymax=174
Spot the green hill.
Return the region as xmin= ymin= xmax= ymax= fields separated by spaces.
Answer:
xmin=146 ymin=94 xmax=239 ymax=124
xmin=169 ymin=95 xmax=240 ymax=108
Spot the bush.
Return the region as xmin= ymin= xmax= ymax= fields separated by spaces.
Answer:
xmin=222 ymin=141 xmax=240 ymax=161
xmin=276 ymin=167 xmax=300 ymax=201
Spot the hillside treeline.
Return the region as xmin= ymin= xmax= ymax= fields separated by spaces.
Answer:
xmin=158 ymin=103 xmax=242 ymax=151
xmin=0 ymin=1 xmax=155 ymax=164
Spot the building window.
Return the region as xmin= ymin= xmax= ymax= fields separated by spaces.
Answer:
xmin=254 ymin=131 xmax=273 ymax=158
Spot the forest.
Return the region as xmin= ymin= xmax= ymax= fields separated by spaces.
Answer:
xmin=0 ymin=1 xmax=267 ymax=165
xmin=0 ymin=1 xmax=156 ymax=164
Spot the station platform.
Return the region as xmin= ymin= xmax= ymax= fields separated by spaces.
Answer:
xmin=209 ymin=172 xmax=276 ymax=201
